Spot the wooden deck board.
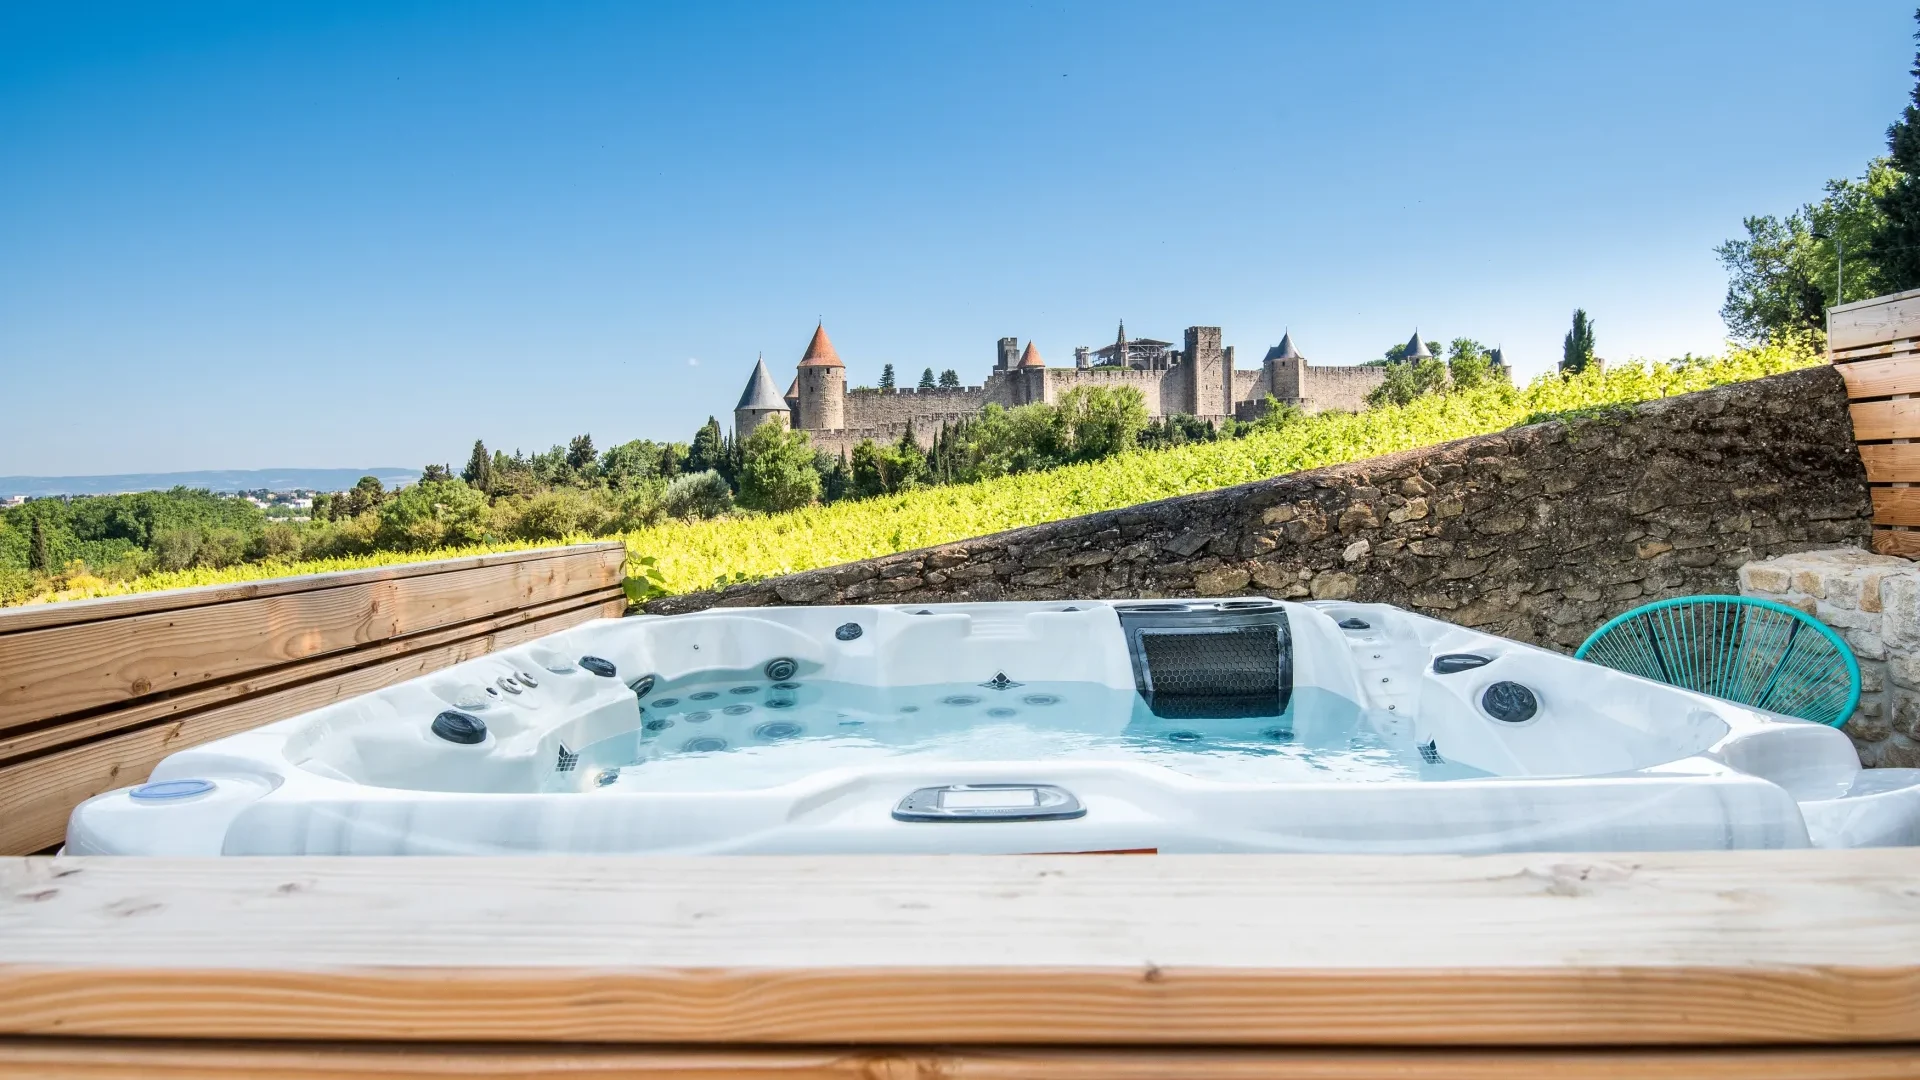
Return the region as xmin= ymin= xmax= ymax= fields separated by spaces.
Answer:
xmin=3 ymin=1039 xmax=1918 ymax=1079
xmin=3 ymin=852 xmax=1919 ymax=1047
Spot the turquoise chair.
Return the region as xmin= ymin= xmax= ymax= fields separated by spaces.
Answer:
xmin=1574 ymin=595 xmax=1861 ymax=727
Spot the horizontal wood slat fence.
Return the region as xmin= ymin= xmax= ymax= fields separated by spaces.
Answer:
xmin=1832 ymin=289 xmax=1920 ymax=556
xmin=2 ymin=852 xmax=1919 ymax=1077
xmin=0 ymin=543 xmax=628 ymax=854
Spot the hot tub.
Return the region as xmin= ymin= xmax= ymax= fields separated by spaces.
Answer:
xmin=65 ymin=598 xmax=1920 ymax=855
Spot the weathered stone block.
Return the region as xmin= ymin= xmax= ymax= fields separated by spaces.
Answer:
xmin=1309 ymin=570 xmax=1357 ymax=600
xmin=1195 ymin=566 xmax=1252 ymax=595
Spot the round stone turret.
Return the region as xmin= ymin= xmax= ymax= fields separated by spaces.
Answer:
xmin=795 ymin=323 xmax=845 ymax=431
xmin=733 ymin=355 xmax=790 ymax=436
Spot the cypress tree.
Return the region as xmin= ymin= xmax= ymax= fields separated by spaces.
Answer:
xmin=1876 ymin=10 xmax=1920 ymax=291
xmin=918 ymin=367 xmax=936 ymax=389
xmin=879 ymin=363 xmax=896 ymax=390
xmin=938 ymin=369 xmax=960 ymax=388
xmin=28 ymin=517 xmax=50 ymax=573
xmin=462 ymin=439 xmax=491 ymax=490
xmin=1560 ymin=309 xmax=1595 ymax=374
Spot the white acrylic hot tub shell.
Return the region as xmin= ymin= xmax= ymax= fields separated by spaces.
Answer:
xmin=64 ymin=599 xmax=1920 ymax=856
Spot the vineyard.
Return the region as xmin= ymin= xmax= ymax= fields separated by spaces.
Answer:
xmin=9 ymin=343 xmax=1821 ymax=608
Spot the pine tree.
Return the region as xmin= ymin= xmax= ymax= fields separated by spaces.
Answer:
xmin=28 ymin=517 xmax=50 ymax=573
xmin=565 ymin=434 xmax=597 ymax=475
xmin=879 ymin=363 xmax=896 ymax=390
xmin=462 ymin=439 xmax=491 ymax=489
xmin=1560 ymin=309 xmax=1595 ymax=374
xmin=938 ymin=369 xmax=960 ymax=388
xmin=1876 ymin=10 xmax=1920 ymax=290
xmin=918 ymin=367 xmax=936 ymax=389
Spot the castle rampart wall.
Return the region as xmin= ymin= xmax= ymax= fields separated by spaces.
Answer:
xmin=1296 ymin=365 xmax=1388 ymax=413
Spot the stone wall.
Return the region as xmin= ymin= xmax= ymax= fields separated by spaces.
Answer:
xmin=652 ymin=366 xmax=1872 ymax=651
xmin=1739 ymin=548 xmax=1920 ymax=767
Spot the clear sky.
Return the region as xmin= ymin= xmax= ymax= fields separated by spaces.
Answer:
xmin=2 ymin=1 xmax=1914 ymax=476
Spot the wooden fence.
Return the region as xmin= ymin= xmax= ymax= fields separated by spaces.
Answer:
xmin=0 ymin=542 xmax=628 ymax=855
xmin=2 ymin=851 xmax=1918 ymax=1077
xmin=1832 ymin=288 xmax=1920 ymax=558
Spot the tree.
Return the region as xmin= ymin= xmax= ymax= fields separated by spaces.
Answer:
xmin=1560 ymin=310 xmax=1595 ymax=375
xmin=462 ymin=440 xmax=491 ymax=490
xmin=421 ymin=463 xmax=451 ymax=483
xmin=339 ymin=476 xmax=386 ymax=517
xmin=917 ymin=367 xmax=936 ymax=389
xmin=687 ymin=418 xmax=724 ymax=475
xmin=1054 ymin=386 xmax=1148 ymax=460
xmin=28 ymin=517 xmax=49 ymax=573
xmin=879 ymin=363 xmax=896 ymax=390
xmin=658 ymin=442 xmax=686 ymax=479
xmin=1445 ymin=339 xmax=1495 ymax=391
xmin=1719 ymin=161 xmax=1897 ymax=341
xmin=598 ymin=439 xmax=662 ymax=490
xmin=565 ymin=434 xmax=597 ymax=477
xmin=849 ymin=433 xmax=927 ymax=497
xmin=376 ymin=480 xmax=489 ymax=551
xmin=938 ymin=369 xmax=960 ymax=388
xmin=1875 ymin=10 xmax=1920 ymax=291
xmin=736 ymin=420 xmax=822 ymax=512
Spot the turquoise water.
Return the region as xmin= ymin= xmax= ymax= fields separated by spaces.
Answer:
xmin=565 ymin=677 xmax=1488 ymax=792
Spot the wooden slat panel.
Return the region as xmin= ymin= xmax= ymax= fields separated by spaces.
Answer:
xmin=0 ymin=586 xmax=627 ymax=765
xmin=1849 ymin=399 xmax=1920 ymax=441
xmin=0 ymin=546 xmax=626 ymax=732
xmin=3 ymin=1040 xmax=1919 ymax=1080
xmin=0 ymin=595 xmax=625 ymax=855
xmin=1873 ymin=528 xmax=1920 ymax=559
xmin=1872 ymin=488 xmax=1920 ymax=526
xmin=1833 ymin=340 xmax=1920 ymax=364
xmin=0 ymin=543 xmax=625 ymax=634
xmin=1838 ymin=354 xmax=1920 ymax=399
xmin=3 ymin=852 xmax=1919 ymax=1046
xmin=1859 ymin=444 xmax=1920 ymax=483
xmin=1830 ymin=292 xmax=1920 ymax=351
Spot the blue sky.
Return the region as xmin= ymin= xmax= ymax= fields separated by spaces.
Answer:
xmin=2 ymin=1 xmax=1914 ymax=475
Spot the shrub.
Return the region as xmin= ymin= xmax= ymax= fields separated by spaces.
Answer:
xmin=737 ymin=422 xmax=822 ymax=512
xmin=376 ymin=480 xmax=491 ymax=551
xmin=662 ymin=470 xmax=734 ymax=520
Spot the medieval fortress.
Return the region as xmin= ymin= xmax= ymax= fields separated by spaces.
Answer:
xmin=733 ymin=322 xmax=1396 ymax=456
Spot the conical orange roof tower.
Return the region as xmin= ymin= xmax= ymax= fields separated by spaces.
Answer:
xmin=798 ymin=323 xmax=843 ymax=368
xmin=1017 ymin=341 xmax=1045 ymax=368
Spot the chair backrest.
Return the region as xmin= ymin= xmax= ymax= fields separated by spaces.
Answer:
xmin=1574 ymin=595 xmax=1861 ymax=728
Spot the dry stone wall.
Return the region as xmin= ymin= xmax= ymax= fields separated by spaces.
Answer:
xmin=1739 ymin=548 xmax=1920 ymax=767
xmin=651 ymin=366 xmax=1872 ymax=653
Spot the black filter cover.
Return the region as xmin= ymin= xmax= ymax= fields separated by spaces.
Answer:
xmin=431 ymin=710 xmax=488 ymax=745
xmin=579 ymin=655 xmax=618 ymax=678
xmin=1482 ymin=681 xmax=1539 ymax=723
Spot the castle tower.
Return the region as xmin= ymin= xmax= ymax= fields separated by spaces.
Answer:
xmin=1263 ymin=331 xmax=1305 ymax=403
xmin=733 ymin=354 xmax=790 ymax=437
xmin=996 ymin=337 xmax=1020 ymax=373
xmin=1074 ymin=345 xmax=1090 ymax=369
xmin=783 ymin=376 xmax=800 ymax=414
xmin=1402 ymin=330 xmax=1432 ymax=362
xmin=1016 ymin=340 xmax=1046 ymax=405
xmin=795 ymin=323 xmax=845 ymax=431
xmin=1182 ymin=326 xmax=1228 ymax=417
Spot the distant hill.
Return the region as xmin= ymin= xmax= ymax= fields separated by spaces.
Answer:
xmin=0 ymin=468 xmax=423 ymax=499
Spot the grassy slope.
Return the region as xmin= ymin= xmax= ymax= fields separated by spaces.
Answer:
xmin=10 ymin=344 xmax=1820 ymax=609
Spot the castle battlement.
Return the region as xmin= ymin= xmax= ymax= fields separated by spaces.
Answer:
xmin=734 ymin=322 xmax=1394 ymax=449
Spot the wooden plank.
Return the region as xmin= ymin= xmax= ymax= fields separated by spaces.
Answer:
xmin=1849 ymin=399 xmax=1920 ymax=441
xmin=0 ymin=546 xmax=626 ymax=733
xmin=1838 ymin=354 xmax=1920 ymax=399
xmin=1872 ymin=488 xmax=1920 ymax=526
xmin=1830 ymin=292 xmax=1920 ymax=351
xmin=3 ymin=852 xmax=1919 ymax=1046
xmin=0 ymin=596 xmax=625 ymax=855
xmin=0 ymin=543 xmax=626 ymax=634
xmin=1832 ymin=340 xmax=1920 ymax=364
xmin=1859 ymin=444 xmax=1920 ymax=483
xmin=1873 ymin=528 xmax=1920 ymax=559
xmin=0 ymin=586 xmax=628 ymax=765
xmin=2 ymin=1040 xmax=1919 ymax=1080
